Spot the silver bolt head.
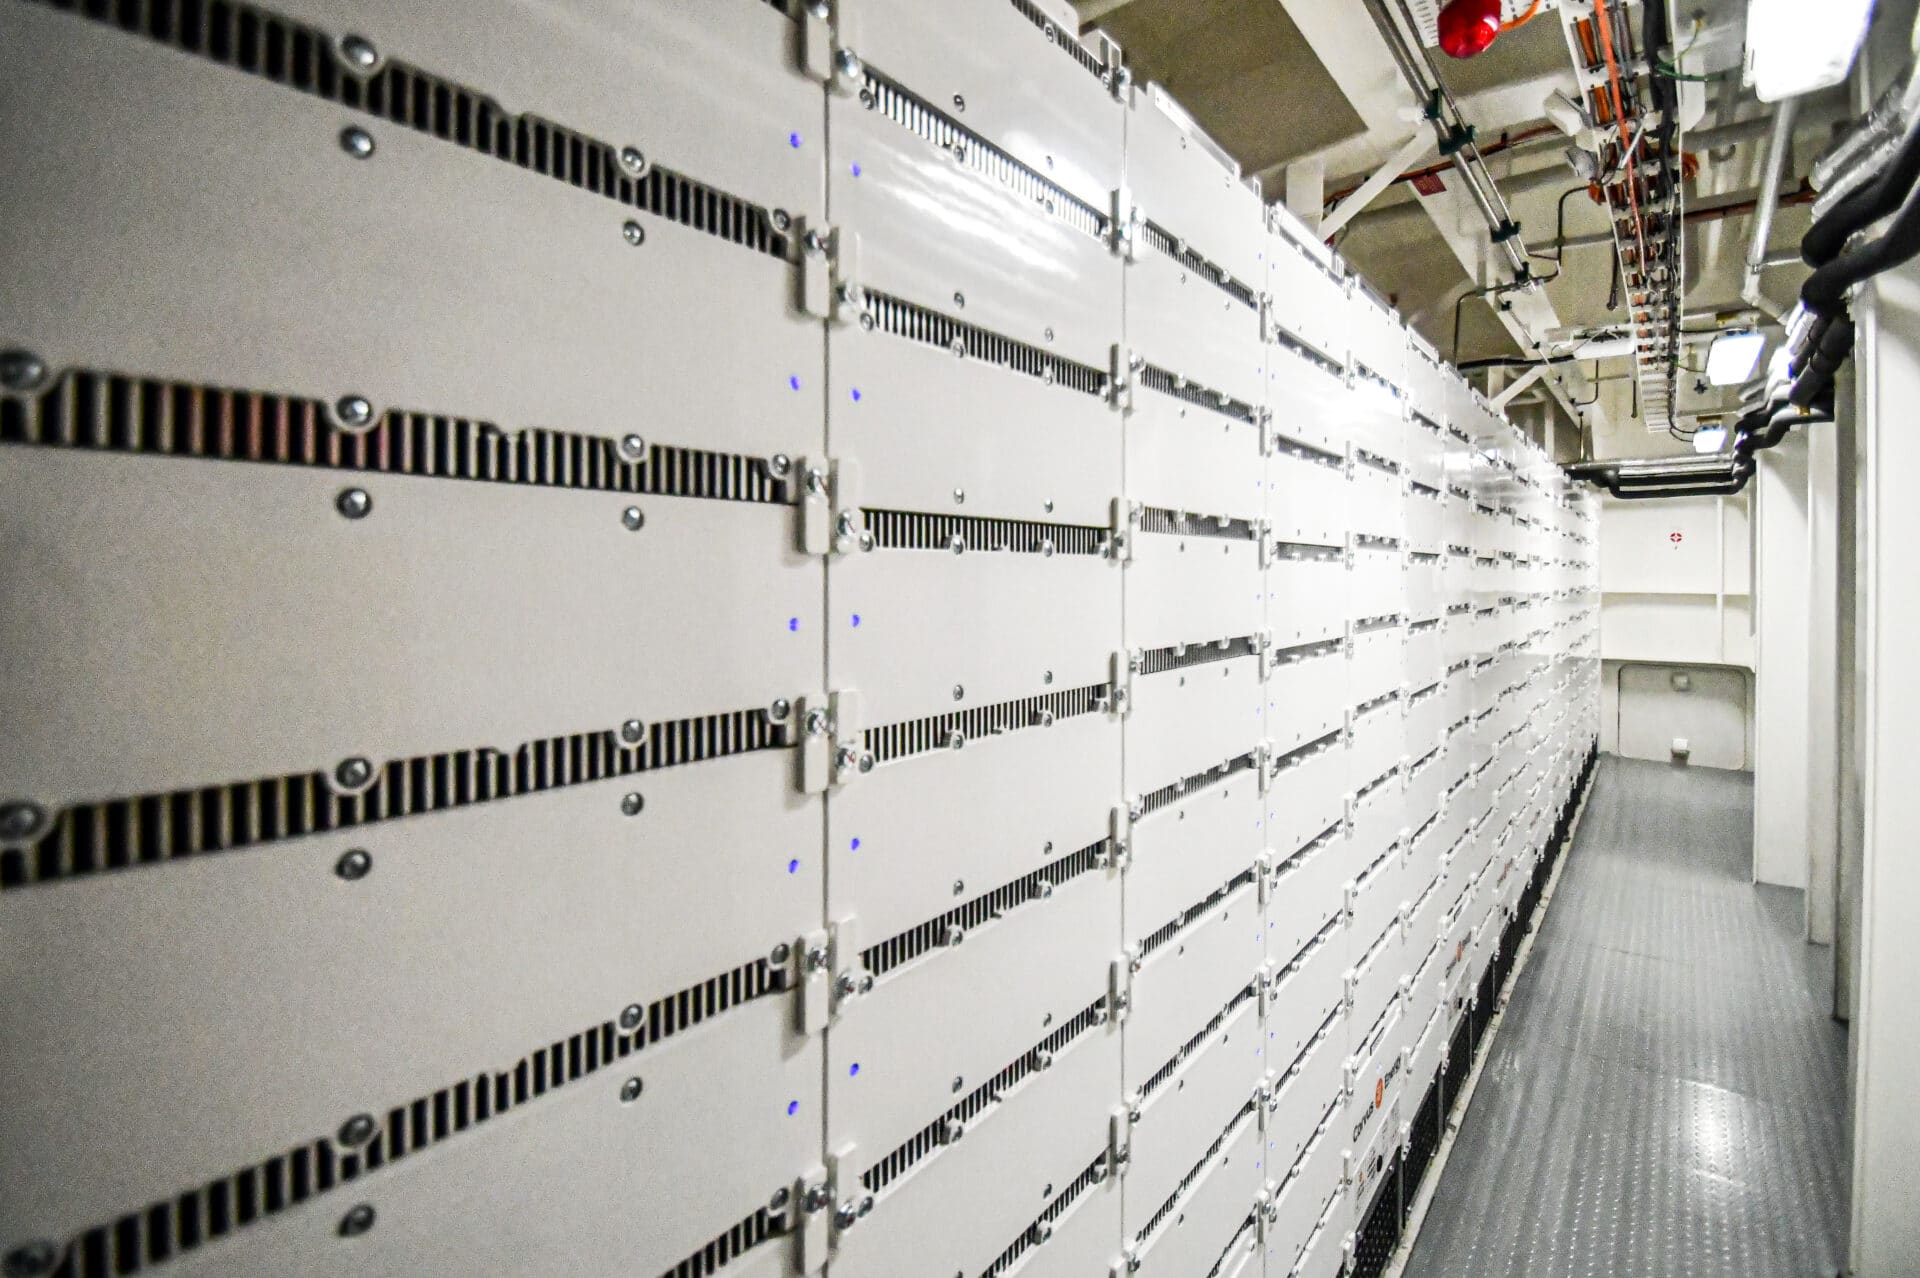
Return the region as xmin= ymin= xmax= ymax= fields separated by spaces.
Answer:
xmin=336 ymin=487 xmax=372 ymax=519
xmin=836 ymin=512 xmax=858 ymax=537
xmin=770 ymin=698 xmax=792 ymax=722
xmin=805 ymin=468 xmax=828 ymax=496
xmin=952 ymin=487 xmax=966 ymax=504
xmin=858 ymin=751 xmax=875 ymax=774
xmin=335 ymin=848 xmax=372 ymax=881
xmin=952 ymin=684 xmax=964 ymax=701
xmin=769 ymin=453 xmax=793 ymax=478
xmin=621 ymin=434 xmax=647 ymax=462
xmin=338 ymin=1113 xmax=377 ymax=1146
xmin=622 ymin=219 xmax=645 ymax=246
xmin=0 ymin=349 xmax=47 ymax=392
xmin=619 ymin=1003 xmax=644 ymax=1030
xmin=619 ymin=1076 xmax=644 ymax=1103
xmin=619 ymin=146 xmax=648 ymax=177
xmin=340 ymin=126 xmax=376 ymax=159
xmin=834 ymin=47 xmax=864 ymax=77
xmin=622 ymin=505 xmax=645 ymax=530
xmin=338 ymin=1203 xmax=376 ymax=1238
xmin=770 ymin=941 xmax=792 ymax=965
xmin=620 ymin=718 xmax=646 ymax=744
xmin=620 ymin=792 xmax=644 ymax=816
xmin=949 ymin=534 xmax=965 ymax=554
xmin=804 ymin=709 xmax=830 ymax=737
xmin=952 ymin=879 xmax=965 ymax=895
xmin=858 ymin=530 xmax=876 ymax=552
xmin=334 ymin=395 xmax=374 ymax=427
xmin=0 ymin=802 xmax=47 ymax=842
xmin=338 ymin=34 xmax=378 ymax=69
xmin=334 ymin=757 xmax=373 ymax=789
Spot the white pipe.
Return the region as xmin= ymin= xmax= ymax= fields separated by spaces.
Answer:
xmin=1743 ymin=97 xmax=1799 ymax=318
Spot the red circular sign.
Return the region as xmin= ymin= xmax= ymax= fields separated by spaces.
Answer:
xmin=1669 ymin=531 xmax=1683 ymax=543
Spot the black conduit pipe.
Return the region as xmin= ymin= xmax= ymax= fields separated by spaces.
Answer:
xmin=1803 ymin=108 xmax=1920 ymax=267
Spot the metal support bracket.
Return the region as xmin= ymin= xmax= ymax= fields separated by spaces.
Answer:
xmin=1110 ymin=189 xmax=1137 ymax=259
xmin=1108 ymin=1105 xmax=1134 ymax=1176
xmin=1104 ymin=649 xmax=1134 ymax=716
xmin=796 ymin=692 xmax=835 ymax=793
xmin=795 ymin=1161 xmax=835 ymax=1275
xmin=827 ymin=916 xmax=869 ymax=1022
xmin=798 ymin=928 xmax=833 ymax=1034
xmin=1110 ymin=950 xmax=1136 ymax=1022
xmin=1109 ymin=345 xmax=1135 ymax=411
xmin=828 ymin=688 xmax=871 ymax=785
xmin=1106 ymin=498 xmax=1135 ymax=562
xmin=1106 ymin=803 xmax=1135 ymax=869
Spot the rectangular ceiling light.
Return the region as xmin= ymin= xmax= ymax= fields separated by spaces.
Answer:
xmin=1746 ymin=0 xmax=1873 ymax=102
xmin=1705 ymin=330 xmax=1767 ymax=385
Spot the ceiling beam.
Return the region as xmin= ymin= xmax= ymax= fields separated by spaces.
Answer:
xmin=1320 ymin=132 xmax=1433 ymax=238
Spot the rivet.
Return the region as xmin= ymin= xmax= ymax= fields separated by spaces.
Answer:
xmin=952 ymin=94 xmax=966 ymax=112
xmin=951 ymin=1075 xmax=964 ymax=1092
xmin=770 ymin=941 xmax=792 ymax=965
xmin=334 ymin=757 xmax=373 ymax=789
xmin=952 ymin=684 xmax=964 ymax=701
xmin=770 ymin=1186 xmax=792 ymax=1211
xmin=334 ymin=395 xmax=374 ymax=427
xmin=337 ymin=1203 xmax=376 ymax=1238
xmin=953 ymin=879 xmax=965 ymax=895
xmin=336 ymin=487 xmax=372 ymax=519
xmin=334 ymin=849 xmax=372 ymax=881
xmin=0 ymin=802 xmax=47 ymax=843
xmin=0 ymin=350 xmax=48 ymax=392
xmin=622 ymin=505 xmax=645 ymax=530
xmin=770 ymin=698 xmax=793 ymax=722
xmin=619 ymin=1076 xmax=644 ymax=1103
xmin=619 ymin=1003 xmax=645 ymax=1031
xmin=772 ymin=208 xmax=792 ymax=232
xmin=338 ymin=34 xmax=378 ymax=70
xmin=621 ymin=719 xmax=646 ymax=744
xmin=337 ymin=1113 xmax=377 ymax=1147
xmin=769 ymin=453 xmax=793 ymax=478
xmin=953 ymin=290 xmax=966 ymax=308
xmin=339 ymin=126 xmax=375 ymax=159
xmin=620 ymin=792 xmax=644 ymax=816
xmin=2 ymin=1243 xmax=55 ymax=1278
xmin=834 ymin=48 xmax=864 ymax=78
xmin=622 ymin=220 xmax=646 ymax=247
xmin=619 ymin=146 xmax=648 ymax=177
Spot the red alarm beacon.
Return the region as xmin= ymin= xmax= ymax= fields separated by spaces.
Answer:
xmin=1437 ymin=0 xmax=1503 ymax=58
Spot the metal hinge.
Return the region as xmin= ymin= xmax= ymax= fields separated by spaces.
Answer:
xmin=827 ymin=916 xmax=869 ymax=1024
xmin=794 ymin=1162 xmax=835 ymax=1275
xmin=1110 ymin=189 xmax=1137 ymax=259
xmin=1109 ymin=345 xmax=1135 ymax=410
xmin=1105 ymin=499 xmax=1135 ymax=562
xmin=799 ymin=456 xmax=869 ymax=556
xmin=824 ymin=1144 xmax=873 ymax=1241
xmin=797 ymin=222 xmax=865 ymax=322
xmin=797 ymin=928 xmax=833 ymax=1033
xmin=1256 ymin=404 xmax=1275 ymax=455
xmin=1104 ymin=803 xmax=1135 ymax=869
xmin=1099 ymin=649 xmax=1134 ymax=716
xmin=828 ymin=688 xmax=871 ymax=786
xmin=1110 ymin=951 xmax=1136 ymax=1022
xmin=1256 ymin=740 xmax=1274 ymax=794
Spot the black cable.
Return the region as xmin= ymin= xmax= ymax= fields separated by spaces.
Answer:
xmin=1802 ymin=108 xmax=1920 ymax=267
xmin=1802 ymin=178 xmax=1920 ymax=316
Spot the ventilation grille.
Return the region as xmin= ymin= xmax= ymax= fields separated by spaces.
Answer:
xmin=1135 ymin=635 xmax=1260 ymax=676
xmin=1135 ymin=506 xmax=1259 ymax=540
xmin=981 ymin=1150 xmax=1111 ymax=1278
xmin=1273 ymin=541 xmax=1344 ymax=563
xmin=0 ymin=371 xmax=784 ymax=502
xmin=1135 ymin=1103 xmax=1256 ymax=1245
xmin=1276 ymin=915 xmax=1342 ymax=984
xmin=863 ymin=291 xmax=1109 ymax=396
xmin=1137 ymin=366 xmax=1260 ymax=424
xmin=1138 ymin=982 xmax=1256 ymax=1101
xmin=859 ymin=998 xmax=1105 ymax=1194
xmin=1270 ymin=1009 xmax=1338 ymax=1103
xmin=1008 ymin=0 xmax=1113 ymax=84
xmin=862 ymin=72 xmax=1107 ymax=242
xmin=1137 ymin=868 xmax=1256 ymax=960
xmin=2 ymin=710 xmax=777 ymax=891
xmin=1135 ymin=750 xmax=1257 ymax=817
xmin=1272 ymin=327 xmax=1348 ymax=379
xmin=1272 ymin=733 xmax=1343 ymax=783
xmin=52 ymin=954 xmax=780 ymax=1277
xmin=660 ymin=1209 xmax=779 ymax=1278
xmin=861 ymin=838 xmax=1107 ymax=978
xmin=1273 ymin=637 xmax=1344 ymax=667
xmin=27 ymin=0 xmax=789 ymax=257
xmin=862 ymin=683 xmax=1107 ymax=765
xmin=860 ymin=508 xmax=1106 ymax=555
xmin=1137 ymin=220 xmax=1259 ymax=310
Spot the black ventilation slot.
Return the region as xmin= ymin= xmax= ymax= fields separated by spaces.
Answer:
xmin=1134 ymin=1101 xmax=1256 ymax=1245
xmin=982 ymin=1150 xmax=1111 ymax=1278
xmin=1135 ymin=636 xmax=1260 ymax=677
xmin=52 ymin=954 xmax=779 ymax=1278
xmin=861 ymin=71 xmax=1108 ymax=243
xmin=861 ymin=838 xmax=1108 ymax=978
xmin=859 ymin=999 xmax=1105 ymax=1195
xmin=860 ymin=507 xmax=1106 ymax=555
xmin=1271 ymin=326 xmax=1349 ymax=379
xmin=2 ymin=710 xmax=778 ymax=891
xmin=1135 ymin=506 xmax=1260 ymax=540
xmin=1354 ymin=766 xmax=1400 ymax=804
xmin=1272 ymin=637 xmax=1344 ymax=666
xmin=1272 ymin=732 xmax=1343 ymax=779
xmin=1138 ymin=982 xmax=1257 ymax=1101
xmin=862 ymin=683 xmax=1107 ymax=766
xmin=1135 ymin=750 xmax=1258 ymax=817
xmin=1008 ymin=0 xmax=1113 ymax=84
xmin=1136 ymin=366 xmax=1260 ymax=424
xmin=0 ymin=370 xmax=784 ymax=503
xmin=863 ymin=291 xmax=1109 ymax=397
xmin=1137 ymin=220 xmax=1259 ymax=310
xmin=1137 ymin=868 xmax=1257 ymax=961
xmin=659 ymin=1207 xmax=779 ymax=1278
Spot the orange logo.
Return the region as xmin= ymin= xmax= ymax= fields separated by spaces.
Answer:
xmin=1374 ymin=1078 xmax=1385 ymax=1108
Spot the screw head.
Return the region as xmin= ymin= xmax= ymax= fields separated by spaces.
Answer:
xmin=952 ymin=684 xmax=964 ymax=701
xmin=620 ymin=792 xmax=644 ymax=816
xmin=334 ymin=757 xmax=373 ymax=789
xmin=953 ymin=487 xmax=966 ymax=505
xmin=619 ymin=1076 xmax=644 ymax=1103
xmin=804 ymin=708 xmax=830 ymax=737
xmin=621 ymin=719 xmax=645 ymax=744
xmin=621 ymin=505 xmax=645 ymax=531
xmin=334 ymin=395 xmax=374 ymax=427
xmin=335 ymin=849 xmax=372 ymax=881
xmin=834 ymin=48 xmax=863 ymax=78
xmin=770 ymin=941 xmax=792 ymax=965
xmin=953 ymin=290 xmax=966 ymax=308
xmin=338 ymin=1203 xmax=376 ymax=1238
xmin=338 ymin=34 xmax=378 ymax=69
xmin=340 ymin=126 xmax=375 ymax=159
xmin=770 ymin=453 xmax=793 ymax=478
xmin=772 ymin=208 xmax=792 ymax=232
xmin=952 ymin=879 xmax=965 ymax=895
xmin=805 ymin=468 xmax=828 ymax=496
xmin=770 ymin=1185 xmax=792 ymax=1211
xmin=769 ymin=698 xmax=792 ymax=722
xmin=953 ymin=93 xmax=967 ymax=112
xmin=858 ymin=530 xmax=876 ymax=552
xmin=2 ymin=1243 xmax=55 ymax=1278
xmin=622 ymin=219 xmax=645 ymax=246
xmin=949 ymin=533 xmax=965 ymax=554
xmin=336 ymin=487 xmax=372 ymax=519
xmin=619 ymin=146 xmax=648 ymax=177
xmin=0 ymin=802 xmax=46 ymax=843
xmin=619 ymin=1003 xmax=644 ymax=1031
xmin=338 ymin=1113 xmax=377 ymax=1146
xmin=0 ymin=350 xmax=47 ymax=392
xmin=951 ymin=1075 xmax=964 ymax=1093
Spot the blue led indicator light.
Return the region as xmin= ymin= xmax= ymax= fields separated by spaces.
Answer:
xmin=788 ymin=375 xmax=801 ymax=391
xmin=849 ymin=1063 xmax=861 ymax=1076
xmin=789 ymin=617 xmax=800 ymax=632
xmin=787 ymin=1100 xmax=800 ymax=1116
xmin=789 ymin=132 xmax=803 ymax=149
xmin=787 ymin=858 xmax=800 ymax=874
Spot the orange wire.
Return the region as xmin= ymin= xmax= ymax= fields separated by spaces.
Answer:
xmin=1501 ymin=0 xmax=1542 ymax=32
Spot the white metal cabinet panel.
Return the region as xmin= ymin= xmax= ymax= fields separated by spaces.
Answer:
xmin=830 ymin=322 xmax=1119 ymax=526
xmin=1126 ymin=525 xmax=1264 ymax=653
xmin=1347 ymin=877 xmax=1404 ymax=1008
xmin=1350 ymin=544 xmax=1401 ymax=622
xmin=1268 ymin=546 xmax=1348 ymax=648
xmin=1126 ymin=391 xmax=1266 ymax=520
xmin=999 ymin=1176 xmax=1123 ymax=1277
xmin=1126 ymin=998 xmax=1262 ymax=1225
xmin=1404 ymin=1004 xmax=1444 ymax=1100
xmin=829 ymin=711 xmax=1119 ymax=946
xmin=0 ymin=451 xmax=815 ymax=811
xmin=1343 ymin=1006 xmax=1402 ymax=1157
xmin=1126 ymin=652 xmax=1266 ymax=790
xmin=849 ymin=0 xmax=1123 ymax=205
xmin=832 ymin=541 xmax=1118 ymax=725
xmin=1405 ymin=420 xmax=1447 ymax=491
xmin=1266 ymin=1124 xmax=1345 ymax=1276
xmin=1349 ymin=462 xmax=1405 ymax=540
xmin=1405 ymin=622 xmax=1446 ymax=692
xmin=1266 ymin=641 xmax=1347 ymax=756
xmin=831 ymin=97 xmax=1119 ymax=362
xmin=172 ymin=995 xmax=818 ymax=1278
xmin=0 ymin=11 xmax=820 ymax=461
xmin=1263 ymin=1013 xmax=1347 ymax=1174
xmin=1266 ymin=819 xmax=1348 ymax=966
xmin=1126 ymin=879 xmax=1263 ymax=1084
xmin=1127 ymin=250 xmax=1265 ymax=406
xmin=1287 ymin=1196 xmax=1352 ymax=1278
xmin=1350 ymin=626 xmax=1405 ymax=708
xmin=1348 ymin=300 xmax=1405 ymax=387
xmin=1126 ymin=776 xmax=1263 ymax=950
xmin=1269 ymin=905 xmax=1348 ymax=1061
xmin=1267 ymin=241 xmax=1351 ymax=370
xmin=1349 ymin=1093 xmax=1401 ymax=1228
xmin=1405 ymin=755 xmax=1446 ymax=834
xmin=1126 ymin=92 xmax=1266 ymax=286
xmin=1404 ymin=684 xmax=1448 ymax=760
xmin=1127 ymin=1109 xmax=1262 ymax=1278
xmin=281 ymin=0 xmax=823 ymax=218
xmin=829 ymin=868 xmax=1118 ymax=1168
xmin=1268 ymin=447 xmax=1349 ymax=547
xmin=1265 ymin=739 xmax=1347 ymax=863
xmin=0 ymin=753 xmax=814 ymax=1247
xmin=1348 ymin=700 xmax=1403 ymax=796
xmin=1266 ymin=344 xmax=1349 ymax=453
xmin=831 ymin=1024 xmax=1119 ymax=1278
xmin=1406 ymin=554 xmax=1444 ymax=622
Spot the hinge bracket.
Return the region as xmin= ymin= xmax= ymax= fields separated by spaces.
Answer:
xmin=796 ymin=692 xmax=834 ymax=792
xmin=1109 ymin=345 xmax=1134 ymax=410
xmin=798 ymin=928 xmax=833 ymax=1033
xmin=1110 ymin=188 xmax=1137 ymax=259
xmin=1109 ymin=950 xmax=1136 ymax=1022
xmin=828 ymin=688 xmax=871 ymax=786
xmin=1106 ymin=803 xmax=1134 ymax=869
xmin=795 ymin=1162 xmax=834 ymax=1275
xmin=1105 ymin=498 xmax=1135 ymax=562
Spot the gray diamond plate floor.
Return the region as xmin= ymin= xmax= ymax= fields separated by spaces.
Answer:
xmin=1402 ymin=756 xmax=1849 ymax=1278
